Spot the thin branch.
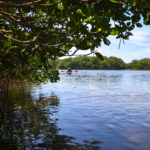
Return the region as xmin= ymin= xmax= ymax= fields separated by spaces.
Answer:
xmin=0 ymin=30 xmax=13 ymax=33
xmin=31 ymin=45 xmax=39 ymax=52
xmin=84 ymin=51 xmax=94 ymax=56
xmin=65 ymin=51 xmax=94 ymax=57
xmin=91 ymin=31 xmax=102 ymax=34
xmin=41 ymin=42 xmax=65 ymax=47
xmin=0 ymin=0 xmax=44 ymax=8
xmin=0 ymin=8 xmax=19 ymax=22
xmin=3 ymin=33 xmax=39 ymax=44
xmin=66 ymin=48 xmax=79 ymax=56
xmin=39 ymin=3 xmax=57 ymax=7
xmin=65 ymin=49 xmax=95 ymax=57
xmin=1 ymin=46 xmax=18 ymax=56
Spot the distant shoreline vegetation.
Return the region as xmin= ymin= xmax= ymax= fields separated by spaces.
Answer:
xmin=54 ymin=56 xmax=150 ymax=70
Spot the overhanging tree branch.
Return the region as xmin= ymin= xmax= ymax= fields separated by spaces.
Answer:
xmin=3 ymin=33 xmax=39 ymax=44
xmin=0 ymin=30 xmax=13 ymax=33
xmin=0 ymin=8 xmax=19 ymax=22
xmin=0 ymin=0 xmax=44 ymax=8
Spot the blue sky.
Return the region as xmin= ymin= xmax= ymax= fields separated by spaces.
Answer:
xmin=100 ymin=25 xmax=150 ymax=63
xmin=65 ymin=25 xmax=150 ymax=63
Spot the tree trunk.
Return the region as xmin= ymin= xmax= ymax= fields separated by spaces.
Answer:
xmin=0 ymin=79 xmax=9 ymax=100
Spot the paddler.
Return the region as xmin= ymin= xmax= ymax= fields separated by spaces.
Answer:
xmin=67 ymin=67 xmax=72 ymax=73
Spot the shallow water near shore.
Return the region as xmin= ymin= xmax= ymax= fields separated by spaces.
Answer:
xmin=1 ymin=70 xmax=150 ymax=150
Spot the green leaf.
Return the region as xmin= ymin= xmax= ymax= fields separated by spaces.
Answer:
xmin=76 ymin=39 xmax=91 ymax=50
xmin=110 ymin=0 xmax=121 ymax=3
xmin=136 ymin=23 xmax=142 ymax=27
xmin=25 ymin=32 xmax=30 ymax=37
xmin=58 ymin=3 xmax=63 ymax=10
xmin=95 ymin=52 xmax=104 ymax=61
xmin=65 ymin=44 xmax=72 ymax=51
xmin=76 ymin=9 xmax=82 ymax=14
xmin=98 ymin=28 xmax=102 ymax=32
xmin=110 ymin=28 xmax=119 ymax=35
xmin=67 ymin=27 xmax=71 ymax=30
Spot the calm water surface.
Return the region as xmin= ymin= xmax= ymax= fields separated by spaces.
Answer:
xmin=1 ymin=70 xmax=150 ymax=150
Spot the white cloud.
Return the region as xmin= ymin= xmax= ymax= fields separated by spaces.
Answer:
xmin=141 ymin=48 xmax=150 ymax=53
xmin=128 ymin=26 xmax=150 ymax=47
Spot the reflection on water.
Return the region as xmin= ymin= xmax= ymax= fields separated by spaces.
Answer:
xmin=0 ymin=84 xmax=102 ymax=150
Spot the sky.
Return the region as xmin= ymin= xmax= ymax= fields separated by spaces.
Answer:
xmin=66 ymin=25 xmax=150 ymax=63
xmin=98 ymin=25 xmax=150 ymax=63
